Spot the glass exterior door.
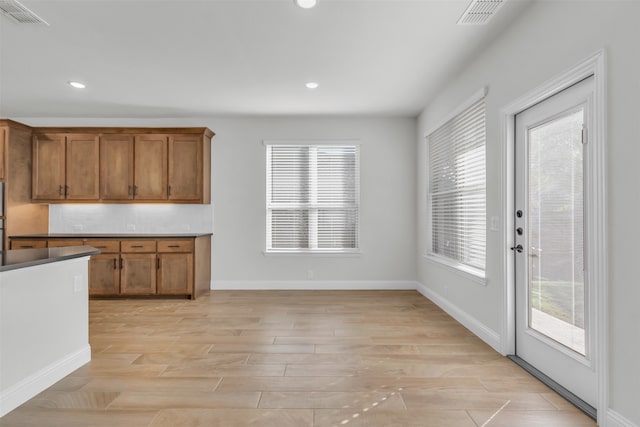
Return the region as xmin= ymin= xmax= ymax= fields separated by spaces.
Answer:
xmin=514 ymin=76 xmax=596 ymax=407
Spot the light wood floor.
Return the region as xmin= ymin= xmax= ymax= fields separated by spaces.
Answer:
xmin=1 ymin=290 xmax=596 ymax=427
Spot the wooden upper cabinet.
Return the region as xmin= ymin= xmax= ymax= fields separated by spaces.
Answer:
xmin=29 ymin=126 xmax=212 ymax=203
xmin=168 ymin=135 xmax=202 ymax=202
xmin=33 ymin=133 xmax=99 ymax=201
xmin=66 ymin=134 xmax=99 ymax=200
xmin=32 ymin=134 xmax=66 ymax=200
xmin=134 ymin=135 xmax=168 ymax=200
xmin=101 ymin=135 xmax=134 ymax=200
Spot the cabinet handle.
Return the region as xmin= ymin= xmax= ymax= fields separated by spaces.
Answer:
xmin=58 ymin=185 xmax=64 ymax=196
xmin=95 ymin=246 xmax=107 ymax=249
xmin=157 ymin=258 xmax=160 ymax=269
xmin=113 ymin=258 xmax=117 ymax=270
xmin=23 ymin=245 xmax=34 ymax=249
xmin=131 ymin=245 xmax=144 ymax=248
xmin=168 ymin=185 xmax=172 ymax=196
xmin=119 ymin=258 xmax=123 ymax=269
xmin=168 ymin=245 xmax=180 ymax=248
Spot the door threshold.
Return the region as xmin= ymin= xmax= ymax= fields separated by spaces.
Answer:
xmin=507 ymin=355 xmax=596 ymax=420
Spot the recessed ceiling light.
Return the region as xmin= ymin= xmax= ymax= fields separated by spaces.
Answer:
xmin=294 ymin=0 xmax=317 ymax=9
xmin=68 ymin=81 xmax=86 ymax=89
xmin=305 ymin=82 xmax=319 ymax=89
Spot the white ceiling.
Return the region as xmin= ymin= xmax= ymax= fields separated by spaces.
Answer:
xmin=0 ymin=0 xmax=532 ymax=118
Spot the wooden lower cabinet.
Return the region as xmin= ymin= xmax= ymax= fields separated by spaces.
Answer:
xmin=89 ymin=254 xmax=120 ymax=296
xmin=158 ymin=253 xmax=193 ymax=295
xmin=121 ymin=253 xmax=157 ymax=295
xmin=9 ymin=235 xmax=210 ymax=299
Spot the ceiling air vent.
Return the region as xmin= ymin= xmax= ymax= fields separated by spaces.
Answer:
xmin=0 ymin=0 xmax=48 ymax=25
xmin=457 ymin=0 xmax=506 ymax=25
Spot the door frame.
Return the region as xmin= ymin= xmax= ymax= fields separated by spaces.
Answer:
xmin=499 ymin=50 xmax=608 ymax=424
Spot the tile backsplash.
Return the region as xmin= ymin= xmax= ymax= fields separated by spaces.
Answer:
xmin=49 ymin=204 xmax=213 ymax=234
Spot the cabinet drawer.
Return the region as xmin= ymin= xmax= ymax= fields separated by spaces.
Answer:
xmin=158 ymin=239 xmax=193 ymax=253
xmin=85 ymin=239 xmax=120 ymax=253
xmin=121 ymin=240 xmax=156 ymax=253
xmin=11 ymin=239 xmax=47 ymax=249
xmin=48 ymin=239 xmax=84 ymax=248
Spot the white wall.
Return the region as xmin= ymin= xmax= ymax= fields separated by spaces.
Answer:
xmin=21 ymin=116 xmax=417 ymax=286
xmin=211 ymin=117 xmax=417 ymax=285
xmin=416 ymin=1 xmax=640 ymax=425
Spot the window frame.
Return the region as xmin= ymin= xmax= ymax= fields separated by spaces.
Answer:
xmin=264 ymin=140 xmax=361 ymax=255
xmin=424 ymin=88 xmax=487 ymax=281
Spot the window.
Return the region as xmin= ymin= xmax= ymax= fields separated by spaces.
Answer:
xmin=266 ymin=142 xmax=359 ymax=253
xmin=427 ymin=93 xmax=486 ymax=273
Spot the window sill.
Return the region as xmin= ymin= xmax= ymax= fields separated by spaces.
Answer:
xmin=264 ymin=251 xmax=362 ymax=258
xmin=423 ymin=254 xmax=487 ymax=286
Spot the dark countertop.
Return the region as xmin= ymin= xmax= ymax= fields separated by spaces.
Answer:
xmin=0 ymin=246 xmax=101 ymax=273
xmin=10 ymin=233 xmax=213 ymax=239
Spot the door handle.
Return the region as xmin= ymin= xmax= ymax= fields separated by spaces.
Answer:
xmin=510 ymin=244 xmax=523 ymax=253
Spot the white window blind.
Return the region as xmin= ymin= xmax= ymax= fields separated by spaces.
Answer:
xmin=266 ymin=143 xmax=359 ymax=253
xmin=428 ymin=97 xmax=486 ymax=271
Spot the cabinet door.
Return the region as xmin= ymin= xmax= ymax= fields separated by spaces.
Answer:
xmin=121 ymin=253 xmax=157 ymax=295
xmin=66 ymin=134 xmax=99 ymax=200
xmin=134 ymin=135 xmax=167 ymax=200
xmin=89 ymin=254 xmax=120 ymax=296
xmin=32 ymin=134 xmax=66 ymax=200
xmin=168 ymin=135 xmax=202 ymax=201
xmin=100 ymin=135 xmax=134 ymax=200
xmin=158 ymin=253 xmax=193 ymax=295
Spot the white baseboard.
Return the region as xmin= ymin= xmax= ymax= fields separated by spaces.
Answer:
xmin=607 ymin=409 xmax=639 ymax=427
xmin=0 ymin=345 xmax=91 ymax=418
xmin=211 ymin=280 xmax=419 ymax=291
xmin=415 ymin=282 xmax=501 ymax=353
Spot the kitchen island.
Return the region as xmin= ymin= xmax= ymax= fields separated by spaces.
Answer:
xmin=0 ymin=246 xmax=99 ymax=417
